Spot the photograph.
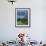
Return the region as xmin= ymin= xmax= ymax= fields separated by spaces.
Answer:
xmin=15 ymin=8 xmax=31 ymax=27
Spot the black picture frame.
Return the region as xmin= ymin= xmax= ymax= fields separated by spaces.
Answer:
xmin=15 ymin=8 xmax=31 ymax=28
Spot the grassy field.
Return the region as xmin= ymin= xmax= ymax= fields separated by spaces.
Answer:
xmin=17 ymin=18 xmax=28 ymax=25
xmin=17 ymin=21 xmax=25 ymax=25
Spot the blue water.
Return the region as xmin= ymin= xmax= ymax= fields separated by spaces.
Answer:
xmin=17 ymin=16 xmax=25 ymax=19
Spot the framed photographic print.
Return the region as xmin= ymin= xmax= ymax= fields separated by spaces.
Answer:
xmin=15 ymin=8 xmax=31 ymax=27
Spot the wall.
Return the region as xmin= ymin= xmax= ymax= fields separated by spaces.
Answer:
xmin=0 ymin=0 xmax=46 ymax=42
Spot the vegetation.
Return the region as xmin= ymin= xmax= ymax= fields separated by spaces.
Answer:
xmin=17 ymin=18 xmax=28 ymax=25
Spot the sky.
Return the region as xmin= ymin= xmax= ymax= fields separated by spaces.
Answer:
xmin=17 ymin=10 xmax=28 ymax=19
